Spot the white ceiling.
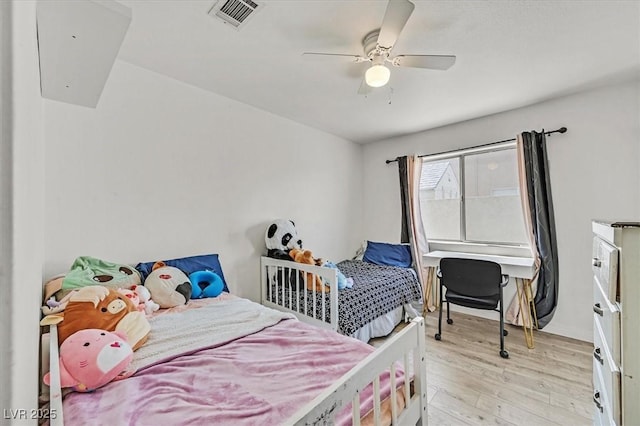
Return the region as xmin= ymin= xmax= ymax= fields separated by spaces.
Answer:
xmin=116 ymin=0 xmax=640 ymax=143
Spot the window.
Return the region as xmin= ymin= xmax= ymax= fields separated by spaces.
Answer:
xmin=419 ymin=158 xmax=461 ymax=240
xmin=420 ymin=145 xmax=528 ymax=246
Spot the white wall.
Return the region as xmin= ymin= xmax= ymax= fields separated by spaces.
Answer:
xmin=1 ymin=0 xmax=44 ymax=422
xmin=362 ymin=79 xmax=640 ymax=342
xmin=0 ymin=1 xmax=11 ymax=415
xmin=43 ymin=60 xmax=363 ymax=303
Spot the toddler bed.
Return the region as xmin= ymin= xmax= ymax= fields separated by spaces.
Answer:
xmin=261 ymin=256 xmax=422 ymax=341
xmin=44 ymin=294 xmax=427 ymax=425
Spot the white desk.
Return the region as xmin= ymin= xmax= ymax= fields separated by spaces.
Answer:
xmin=423 ymin=250 xmax=535 ymax=280
xmin=423 ymin=250 xmax=538 ymax=348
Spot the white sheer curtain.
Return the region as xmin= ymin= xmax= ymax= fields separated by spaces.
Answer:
xmin=506 ymin=134 xmax=540 ymax=326
xmin=398 ymin=155 xmax=435 ymax=313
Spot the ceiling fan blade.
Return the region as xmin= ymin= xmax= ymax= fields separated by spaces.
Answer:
xmin=302 ymin=52 xmax=368 ymax=63
xmin=393 ymin=55 xmax=456 ymax=70
xmin=377 ymin=0 xmax=415 ymax=49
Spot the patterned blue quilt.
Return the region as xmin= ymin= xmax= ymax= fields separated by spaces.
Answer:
xmin=267 ymin=259 xmax=422 ymax=335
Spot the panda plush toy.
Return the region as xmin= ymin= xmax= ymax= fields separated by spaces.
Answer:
xmin=265 ymin=219 xmax=302 ymax=260
xmin=265 ymin=219 xmax=304 ymax=289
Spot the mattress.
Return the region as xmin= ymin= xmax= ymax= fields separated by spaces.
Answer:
xmin=59 ymin=296 xmax=406 ymax=425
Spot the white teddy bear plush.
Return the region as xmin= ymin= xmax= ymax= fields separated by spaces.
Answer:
xmin=131 ymin=285 xmax=160 ymax=315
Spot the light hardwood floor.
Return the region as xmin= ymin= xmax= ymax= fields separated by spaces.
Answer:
xmin=374 ymin=311 xmax=593 ymax=425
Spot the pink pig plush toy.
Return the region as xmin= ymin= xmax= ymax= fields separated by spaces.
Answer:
xmin=117 ymin=288 xmax=145 ymax=313
xmin=44 ymin=328 xmax=135 ymax=392
xmin=131 ymin=285 xmax=160 ymax=316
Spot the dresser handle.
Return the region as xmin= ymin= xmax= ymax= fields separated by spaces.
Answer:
xmin=593 ymin=303 xmax=603 ymax=316
xmin=593 ymin=391 xmax=604 ymax=413
xmin=593 ymin=347 xmax=604 ymax=365
xmin=592 ymin=257 xmax=602 ymax=268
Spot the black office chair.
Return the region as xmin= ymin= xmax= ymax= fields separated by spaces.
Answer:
xmin=434 ymin=258 xmax=510 ymax=358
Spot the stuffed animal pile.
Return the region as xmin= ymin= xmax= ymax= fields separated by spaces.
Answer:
xmin=265 ymin=219 xmax=354 ymax=293
xmin=40 ymin=258 xmax=150 ymax=393
xmin=41 ymin=254 xmax=227 ymax=394
xmin=40 ymin=285 xmax=151 ymax=351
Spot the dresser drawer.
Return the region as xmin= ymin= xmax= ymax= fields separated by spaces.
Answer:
xmin=592 ymin=236 xmax=619 ymax=302
xmin=593 ymin=319 xmax=620 ymax=420
xmin=593 ymin=277 xmax=620 ymax=363
xmin=593 ymin=360 xmax=617 ymax=426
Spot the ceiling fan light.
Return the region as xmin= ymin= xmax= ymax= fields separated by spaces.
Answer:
xmin=365 ymin=64 xmax=390 ymax=87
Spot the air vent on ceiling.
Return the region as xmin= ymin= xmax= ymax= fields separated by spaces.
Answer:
xmin=208 ymin=0 xmax=263 ymax=30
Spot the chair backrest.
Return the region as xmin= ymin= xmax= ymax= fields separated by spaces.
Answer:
xmin=439 ymin=258 xmax=502 ymax=297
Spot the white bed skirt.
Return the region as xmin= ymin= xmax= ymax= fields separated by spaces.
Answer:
xmin=350 ymin=303 xmax=419 ymax=342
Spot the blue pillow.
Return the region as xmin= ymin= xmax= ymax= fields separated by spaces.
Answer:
xmin=136 ymin=254 xmax=229 ymax=292
xmin=363 ymin=241 xmax=412 ymax=268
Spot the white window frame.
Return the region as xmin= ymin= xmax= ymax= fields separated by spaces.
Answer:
xmin=422 ymin=141 xmax=531 ymax=258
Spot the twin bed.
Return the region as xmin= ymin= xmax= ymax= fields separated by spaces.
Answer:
xmin=261 ymin=256 xmax=423 ymax=342
xmin=43 ymin=254 xmax=427 ymax=425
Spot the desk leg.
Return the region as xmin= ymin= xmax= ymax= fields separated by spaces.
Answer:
xmin=516 ymin=278 xmax=538 ymax=349
xmin=422 ymin=267 xmax=438 ymax=315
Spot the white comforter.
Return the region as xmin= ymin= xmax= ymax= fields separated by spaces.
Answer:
xmin=131 ymin=296 xmax=295 ymax=371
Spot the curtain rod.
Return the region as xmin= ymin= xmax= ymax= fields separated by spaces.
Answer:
xmin=385 ymin=126 xmax=567 ymax=164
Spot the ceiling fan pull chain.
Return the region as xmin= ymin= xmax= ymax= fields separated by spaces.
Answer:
xmin=388 ymin=87 xmax=394 ymax=105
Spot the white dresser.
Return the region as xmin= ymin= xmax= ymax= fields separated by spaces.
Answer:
xmin=591 ymin=220 xmax=640 ymax=425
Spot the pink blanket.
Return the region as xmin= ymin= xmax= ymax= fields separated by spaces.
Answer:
xmin=61 ymin=314 xmax=404 ymax=425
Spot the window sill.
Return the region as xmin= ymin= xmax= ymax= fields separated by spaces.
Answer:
xmin=427 ymin=240 xmax=531 ymax=258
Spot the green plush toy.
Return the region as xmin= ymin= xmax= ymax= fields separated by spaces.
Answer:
xmin=43 ymin=256 xmax=141 ymax=305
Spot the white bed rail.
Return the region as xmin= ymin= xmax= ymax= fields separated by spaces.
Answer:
xmin=286 ymin=317 xmax=427 ymax=425
xmin=47 ymin=324 xmax=64 ymax=426
xmin=261 ymin=256 xmax=339 ymax=331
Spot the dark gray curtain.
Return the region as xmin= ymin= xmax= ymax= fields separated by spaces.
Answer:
xmin=521 ymin=131 xmax=558 ymax=328
xmin=398 ymin=156 xmax=411 ymax=244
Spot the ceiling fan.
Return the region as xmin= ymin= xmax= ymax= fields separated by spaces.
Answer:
xmin=303 ymin=0 xmax=456 ymax=93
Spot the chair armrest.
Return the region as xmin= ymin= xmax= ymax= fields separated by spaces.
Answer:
xmin=500 ymin=274 xmax=510 ymax=287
